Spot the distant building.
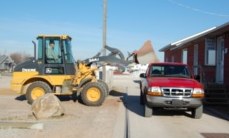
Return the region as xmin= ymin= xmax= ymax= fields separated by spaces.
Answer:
xmin=0 ymin=55 xmax=15 ymax=72
xmin=159 ymin=22 xmax=229 ymax=87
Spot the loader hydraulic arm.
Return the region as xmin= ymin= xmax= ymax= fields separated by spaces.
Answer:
xmin=72 ymin=45 xmax=135 ymax=86
xmin=83 ymin=45 xmax=132 ymax=67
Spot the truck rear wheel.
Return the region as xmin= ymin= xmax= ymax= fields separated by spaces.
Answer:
xmin=80 ymin=82 xmax=106 ymax=106
xmin=26 ymin=81 xmax=52 ymax=104
xmin=144 ymin=104 xmax=153 ymax=117
xmin=192 ymin=105 xmax=203 ymax=119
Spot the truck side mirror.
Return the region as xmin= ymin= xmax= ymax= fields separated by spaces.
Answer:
xmin=194 ymin=75 xmax=200 ymax=82
xmin=140 ymin=73 xmax=146 ymax=78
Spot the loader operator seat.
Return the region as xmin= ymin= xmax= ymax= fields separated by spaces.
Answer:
xmin=46 ymin=40 xmax=62 ymax=64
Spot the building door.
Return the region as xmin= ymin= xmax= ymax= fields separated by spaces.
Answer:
xmin=193 ymin=44 xmax=198 ymax=75
xmin=216 ymin=37 xmax=224 ymax=83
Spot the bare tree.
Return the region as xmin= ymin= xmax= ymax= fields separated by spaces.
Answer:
xmin=10 ymin=52 xmax=32 ymax=64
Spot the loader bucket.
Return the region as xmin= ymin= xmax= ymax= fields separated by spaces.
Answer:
xmin=134 ymin=40 xmax=159 ymax=64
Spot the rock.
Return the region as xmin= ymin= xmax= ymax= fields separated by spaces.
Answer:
xmin=31 ymin=93 xmax=65 ymax=119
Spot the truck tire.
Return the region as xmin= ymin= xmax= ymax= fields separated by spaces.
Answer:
xmin=192 ymin=105 xmax=203 ymax=119
xmin=80 ymin=82 xmax=106 ymax=106
xmin=98 ymin=80 xmax=109 ymax=95
xmin=144 ymin=104 xmax=152 ymax=117
xmin=140 ymin=91 xmax=144 ymax=105
xmin=139 ymin=83 xmax=143 ymax=104
xmin=141 ymin=88 xmax=147 ymax=105
xmin=26 ymin=81 xmax=52 ymax=104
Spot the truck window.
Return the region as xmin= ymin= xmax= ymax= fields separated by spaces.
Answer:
xmin=165 ymin=65 xmax=190 ymax=77
xmin=150 ymin=65 xmax=190 ymax=78
xmin=150 ymin=66 xmax=164 ymax=76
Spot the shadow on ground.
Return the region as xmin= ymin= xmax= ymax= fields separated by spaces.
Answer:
xmin=124 ymin=94 xmax=229 ymax=120
xmin=15 ymin=95 xmax=26 ymax=101
xmin=133 ymin=80 xmax=141 ymax=85
xmin=15 ymin=94 xmax=77 ymax=103
xmin=14 ymin=90 xmax=229 ymax=121
xmin=14 ymin=90 xmax=126 ymax=104
xmin=109 ymin=90 xmax=125 ymax=97
xmin=203 ymin=105 xmax=229 ymax=121
xmin=201 ymin=133 xmax=229 ymax=138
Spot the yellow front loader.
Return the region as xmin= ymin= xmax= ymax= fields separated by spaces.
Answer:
xmin=11 ymin=35 xmax=130 ymax=106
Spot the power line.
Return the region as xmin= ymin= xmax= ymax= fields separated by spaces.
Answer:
xmin=168 ymin=0 xmax=229 ymax=17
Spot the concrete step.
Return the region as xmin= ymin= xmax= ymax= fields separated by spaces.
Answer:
xmin=204 ymin=98 xmax=229 ymax=105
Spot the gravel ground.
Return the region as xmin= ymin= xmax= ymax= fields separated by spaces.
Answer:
xmin=0 ymin=75 xmax=126 ymax=138
xmin=1 ymin=75 xmax=229 ymax=138
xmin=0 ymin=76 xmax=15 ymax=95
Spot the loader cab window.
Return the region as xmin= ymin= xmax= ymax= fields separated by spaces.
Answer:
xmin=45 ymin=39 xmax=62 ymax=64
xmin=63 ymin=39 xmax=74 ymax=63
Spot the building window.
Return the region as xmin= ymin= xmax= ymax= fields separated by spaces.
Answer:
xmin=165 ymin=57 xmax=168 ymax=62
xmin=205 ymin=38 xmax=216 ymax=66
xmin=171 ymin=56 xmax=175 ymax=62
xmin=182 ymin=49 xmax=188 ymax=64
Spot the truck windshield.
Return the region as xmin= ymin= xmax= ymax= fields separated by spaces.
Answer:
xmin=150 ymin=65 xmax=190 ymax=78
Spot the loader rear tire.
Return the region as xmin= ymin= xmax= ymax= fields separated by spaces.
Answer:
xmin=80 ymin=82 xmax=106 ymax=106
xmin=26 ymin=81 xmax=52 ymax=104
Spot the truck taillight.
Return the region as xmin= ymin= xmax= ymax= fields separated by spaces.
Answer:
xmin=147 ymin=87 xmax=162 ymax=96
xmin=192 ymin=88 xmax=204 ymax=98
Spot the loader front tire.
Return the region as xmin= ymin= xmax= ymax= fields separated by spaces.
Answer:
xmin=26 ymin=81 xmax=52 ymax=104
xmin=80 ymin=82 xmax=106 ymax=106
xmin=98 ymin=80 xmax=109 ymax=95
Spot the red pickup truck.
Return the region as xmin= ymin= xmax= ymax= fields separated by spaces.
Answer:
xmin=140 ymin=62 xmax=204 ymax=119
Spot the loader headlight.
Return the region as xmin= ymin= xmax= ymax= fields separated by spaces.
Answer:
xmin=192 ymin=88 xmax=204 ymax=98
xmin=147 ymin=87 xmax=162 ymax=96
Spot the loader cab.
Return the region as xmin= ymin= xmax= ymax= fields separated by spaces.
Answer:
xmin=36 ymin=35 xmax=75 ymax=75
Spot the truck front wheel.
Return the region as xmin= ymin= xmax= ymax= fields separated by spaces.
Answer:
xmin=140 ymin=92 xmax=144 ymax=105
xmin=191 ymin=105 xmax=203 ymax=119
xmin=144 ymin=104 xmax=153 ymax=117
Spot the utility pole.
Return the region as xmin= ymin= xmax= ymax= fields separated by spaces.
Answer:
xmin=102 ymin=0 xmax=107 ymax=82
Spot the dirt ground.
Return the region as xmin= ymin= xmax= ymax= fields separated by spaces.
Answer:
xmin=0 ymin=76 xmax=16 ymax=95
xmin=0 ymin=75 xmax=126 ymax=138
xmin=1 ymin=75 xmax=229 ymax=138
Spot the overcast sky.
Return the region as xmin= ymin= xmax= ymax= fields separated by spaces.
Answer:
xmin=0 ymin=0 xmax=229 ymax=61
